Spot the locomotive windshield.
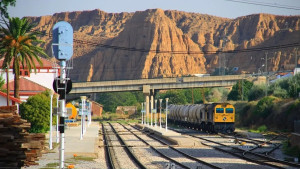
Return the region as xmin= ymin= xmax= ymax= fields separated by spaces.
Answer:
xmin=216 ymin=108 xmax=224 ymax=113
xmin=226 ymin=108 xmax=234 ymax=113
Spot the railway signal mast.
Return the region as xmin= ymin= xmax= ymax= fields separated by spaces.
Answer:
xmin=52 ymin=21 xmax=73 ymax=169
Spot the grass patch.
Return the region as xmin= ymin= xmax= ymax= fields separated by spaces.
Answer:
xmin=282 ymin=140 xmax=300 ymax=158
xmin=73 ymin=156 xmax=95 ymax=161
xmin=45 ymin=162 xmax=59 ymax=168
xmin=248 ymin=125 xmax=268 ymax=133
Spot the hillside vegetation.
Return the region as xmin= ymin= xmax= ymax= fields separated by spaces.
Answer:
xmin=232 ymin=73 xmax=300 ymax=131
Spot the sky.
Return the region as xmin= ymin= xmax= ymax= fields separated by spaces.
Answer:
xmin=7 ymin=0 xmax=300 ymax=19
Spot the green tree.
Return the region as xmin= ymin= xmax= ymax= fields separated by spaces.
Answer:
xmin=159 ymin=90 xmax=187 ymax=105
xmin=269 ymin=73 xmax=300 ymax=98
xmin=227 ymin=80 xmax=253 ymax=101
xmin=206 ymin=87 xmax=229 ymax=102
xmin=0 ymin=0 xmax=16 ymax=18
xmin=97 ymin=91 xmax=142 ymax=112
xmin=19 ymin=91 xmax=56 ymax=133
xmin=0 ymin=17 xmax=48 ymax=99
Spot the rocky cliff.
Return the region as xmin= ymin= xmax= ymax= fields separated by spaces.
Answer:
xmin=27 ymin=9 xmax=300 ymax=81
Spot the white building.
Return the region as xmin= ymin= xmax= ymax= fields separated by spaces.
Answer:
xmin=0 ymin=57 xmax=59 ymax=91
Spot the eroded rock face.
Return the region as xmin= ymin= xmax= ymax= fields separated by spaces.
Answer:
xmin=27 ymin=9 xmax=300 ymax=81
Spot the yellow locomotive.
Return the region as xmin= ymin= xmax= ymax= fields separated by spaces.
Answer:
xmin=168 ymin=103 xmax=235 ymax=133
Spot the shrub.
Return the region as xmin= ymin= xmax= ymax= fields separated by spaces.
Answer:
xmin=19 ymin=91 xmax=56 ymax=133
xmin=248 ymin=85 xmax=266 ymax=101
xmin=257 ymin=125 xmax=267 ymax=132
xmin=273 ymin=86 xmax=288 ymax=98
xmin=254 ymin=96 xmax=276 ymax=118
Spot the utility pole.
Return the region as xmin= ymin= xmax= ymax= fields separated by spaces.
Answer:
xmin=295 ymin=48 xmax=298 ymax=68
xmin=295 ymin=48 xmax=298 ymax=97
xmin=265 ymin=52 xmax=268 ymax=97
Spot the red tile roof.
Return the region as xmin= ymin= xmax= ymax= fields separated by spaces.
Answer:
xmin=0 ymin=57 xmax=58 ymax=69
xmin=0 ymin=91 xmax=22 ymax=103
xmin=5 ymin=78 xmax=48 ymax=93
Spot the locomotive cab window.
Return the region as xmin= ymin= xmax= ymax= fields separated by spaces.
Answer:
xmin=216 ymin=108 xmax=224 ymax=113
xmin=226 ymin=108 xmax=234 ymax=113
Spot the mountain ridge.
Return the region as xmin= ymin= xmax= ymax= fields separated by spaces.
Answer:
xmin=26 ymin=8 xmax=300 ymax=81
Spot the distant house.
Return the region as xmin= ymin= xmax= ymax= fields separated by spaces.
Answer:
xmin=4 ymin=77 xmax=49 ymax=102
xmin=90 ymin=101 xmax=103 ymax=117
xmin=116 ymin=106 xmax=137 ymax=116
xmin=0 ymin=91 xmax=21 ymax=106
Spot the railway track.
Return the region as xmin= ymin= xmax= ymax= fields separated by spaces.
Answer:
xmin=102 ymin=123 xmax=146 ymax=169
xmin=218 ymin=133 xmax=283 ymax=156
xmin=170 ymin=128 xmax=300 ymax=169
xmin=124 ymin=123 xmax=229 ymax=169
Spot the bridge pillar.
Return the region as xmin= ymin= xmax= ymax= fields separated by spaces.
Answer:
xmin=143 ymin=85 xmax=150 ymax=126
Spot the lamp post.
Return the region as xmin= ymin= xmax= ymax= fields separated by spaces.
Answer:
xmin=141 ymin=102 xmax=144 ymax=124
xmin=80 ymin=96 xmax=86 ymax=140
xmin=155 ymin=100 xmax=157 ymax=127
xmin=144 ymin=102 xmax=147 ymax=126
xmin=151 ymin=99 xmax=153 ymax=127
xmin=49 ymin=90 xmax=54 ymax=150
xmin=165 ymin=98 xmax=169 ymax=132
xmin=159 ymin=99 xmax=162 ymax=129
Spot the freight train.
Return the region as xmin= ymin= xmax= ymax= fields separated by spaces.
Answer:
xmin=168 ymin=103 xmax=235 ymax=133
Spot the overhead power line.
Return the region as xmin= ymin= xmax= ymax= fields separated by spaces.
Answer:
xmin=37 ymin=30 xmax=300 ymax=55
xmin=225 ymin=0 xmax=300 ymax=10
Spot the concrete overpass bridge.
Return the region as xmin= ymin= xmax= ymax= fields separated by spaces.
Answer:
xmin=70 ymin=75 xmax=247 ymax=95
xmin=69 ymin=75 xmax=249 ymax=116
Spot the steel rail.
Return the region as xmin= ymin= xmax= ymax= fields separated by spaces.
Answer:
xmin=190 ymin=134 xmax=300 ymax=168
xmin=102 ymin=123 xmax=116 ymax=169
xmin=122 ymin=123 xmax=190 ymax=169
xmin=108 ymin=122 xmax=147 ymax=169
xmin=125 ymin=123 xmax=222 ymax=169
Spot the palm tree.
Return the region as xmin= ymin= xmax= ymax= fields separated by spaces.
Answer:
xmin=0 ymin=17 xmax=48 ymax=100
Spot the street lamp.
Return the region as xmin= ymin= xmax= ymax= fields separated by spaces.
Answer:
xmin=141 ymin=102 xmax=144 ymax=124
xmin=159 ymin=99 xmax=162 ymax=129
xmin=155 ymin=100 xmax=157 ymax=127
xmin=80 ymin=96 xmax=86 ymax=140
xmin=165 ymin=98 xmax=169 ymax=132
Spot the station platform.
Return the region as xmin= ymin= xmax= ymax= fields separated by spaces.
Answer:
xmin=47 ymin=121 xmax=100 ymax=157
xmin=135 ymin=124 xmax=201 ymax=147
